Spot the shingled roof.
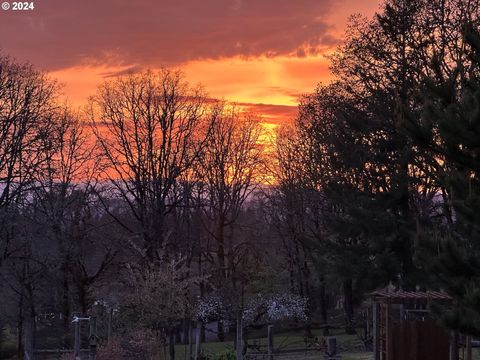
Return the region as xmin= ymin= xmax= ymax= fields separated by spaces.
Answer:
xmin=371 ymin=286 xmax=452 ymax=304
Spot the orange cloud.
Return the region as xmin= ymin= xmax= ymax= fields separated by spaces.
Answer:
xmin=24 ymin=0 xmax=382 ymax=125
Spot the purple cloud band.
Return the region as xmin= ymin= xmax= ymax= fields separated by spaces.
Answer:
xmin=0 ymin=0 xmax=340 ymax=70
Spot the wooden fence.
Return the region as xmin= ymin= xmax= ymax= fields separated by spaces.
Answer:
xmin=388 ymin=320 xmax=449 ymax=360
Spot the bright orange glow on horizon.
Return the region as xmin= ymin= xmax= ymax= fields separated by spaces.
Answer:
xmin=51 ymin=54 xmax=333 ymax=125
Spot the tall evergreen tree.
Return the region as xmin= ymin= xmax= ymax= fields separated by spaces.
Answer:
xmin=408 ymin=26 xmax=480 ymax=335
xmin=288 ymin=0 xmax=480 ymax=333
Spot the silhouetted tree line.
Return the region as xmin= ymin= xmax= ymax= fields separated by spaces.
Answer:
xmin=275 ymin=0 xmax=480 ymax=338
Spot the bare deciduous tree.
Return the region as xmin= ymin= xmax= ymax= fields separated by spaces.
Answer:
xmin=195 ymin=103 xmax=263 ymax=340
xmin=0 ymin=55 xmax=58 ymax=263
xmin=199 ymin=104 xmax=263 ymax=278
xmin=32 ymin=110 xmax=115 ymax=320
xmin=91 ymin=69 xmax=210 ymax=263
xmin=0 ymin=56 xmax=60 ymax=359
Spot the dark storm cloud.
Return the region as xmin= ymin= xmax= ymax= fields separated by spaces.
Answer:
xmin=0 ymin=0 xmax=339 ymax=70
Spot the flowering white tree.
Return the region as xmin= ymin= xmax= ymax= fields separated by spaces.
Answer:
xmin=195 ymin=292 xmax=307 ymax=326
xmin=241 ymin=293 xmax=308 ymax=325
xmin=195 ymin=292 xmax=307 ymax=358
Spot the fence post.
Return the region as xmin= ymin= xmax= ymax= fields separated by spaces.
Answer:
xmin=449 ymin=331 xmax=459 ymax=360
xmin=194 ymin=321 xmax=201 ymax=360
xmin=107 ymin=308 xmax=113 ymax=343
xmin=466 ymin=335 xmax=472 ymax=360
xmin=23 ymin=313 xmax=34 ymax=360
xmin=327 ymin=337 xmax=337 ymax=359
xmin=236 ymin=311 xmax=243 ymax=360
xmin=74 ymin=320 xmax=81 ymax=360
xmin=267 ymin=325 xmax=273 ymax=360
xmin=373 ymin=302 xmax=380 ymax=360
xmin=89 ymin=317 xmax=97 ymax=360
xmin=188 ymin=320 xmax=193 ymax=360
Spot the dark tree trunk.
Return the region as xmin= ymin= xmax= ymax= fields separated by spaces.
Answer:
xmin=168 ymin=328 xmax=175 ymax=360
xmin=216 ymin=320 xmax=225 ymax=342
xmin=182 ymin=318 xmax=189 ymax=345
xmin=61 ymin=261 xmax=71 ymax=346
xmin=175 ymin=325 xmax=181 ymax=343
xmin=78 ymin=284 xmax=89 ymax=315
xmin=216 ymin=215 xmax=226 ymax=342
xmin=23 ymin=308 xmax=35 ymax=360
xmin=17 ymin=299 xmax=23 ymax=359
xmin=200 ymin=322 xmax=206 ymax=343
xmin=216 ymin=216 xmax=226 ymax=279
xmin=294 ymin=241 xmax=303 ymax=296
xmin=198 ymin=255 xmax=206 ymax=344
xmin=343 ymin=278 xmax=355 ymax=334
xmin=242 ymin=327 xmax=248 ymax=356
xmin=319 ymin=275 xmax=329 ymax=336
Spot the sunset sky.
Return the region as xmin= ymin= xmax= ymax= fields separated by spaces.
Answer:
xmin=0 ymin=0 xmax=381 ymax=126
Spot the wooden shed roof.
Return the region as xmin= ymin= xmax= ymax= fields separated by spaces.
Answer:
xmin=371 ymin=287 xmax=452 ymax=304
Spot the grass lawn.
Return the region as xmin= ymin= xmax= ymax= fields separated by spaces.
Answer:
xmin=342 ymin=354 xmax=373 ymax=360
xmin=173 ymin=328 xmax=369 ymax=359
xmin=19 ymin=328 xmax=480 ymax=360
xmin=172 ymin=331 xmax=480 ymax=360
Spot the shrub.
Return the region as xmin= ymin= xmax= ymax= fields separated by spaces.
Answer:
xmin=210 ymin=350 xmax=236 ymax=360
xmin=97 ymin=338 xmax=127 ymax=360
xmin=59 ymin=353 xmax=74 ymax=360
xmin=0 ymin=342 xmax=17 ymax=360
